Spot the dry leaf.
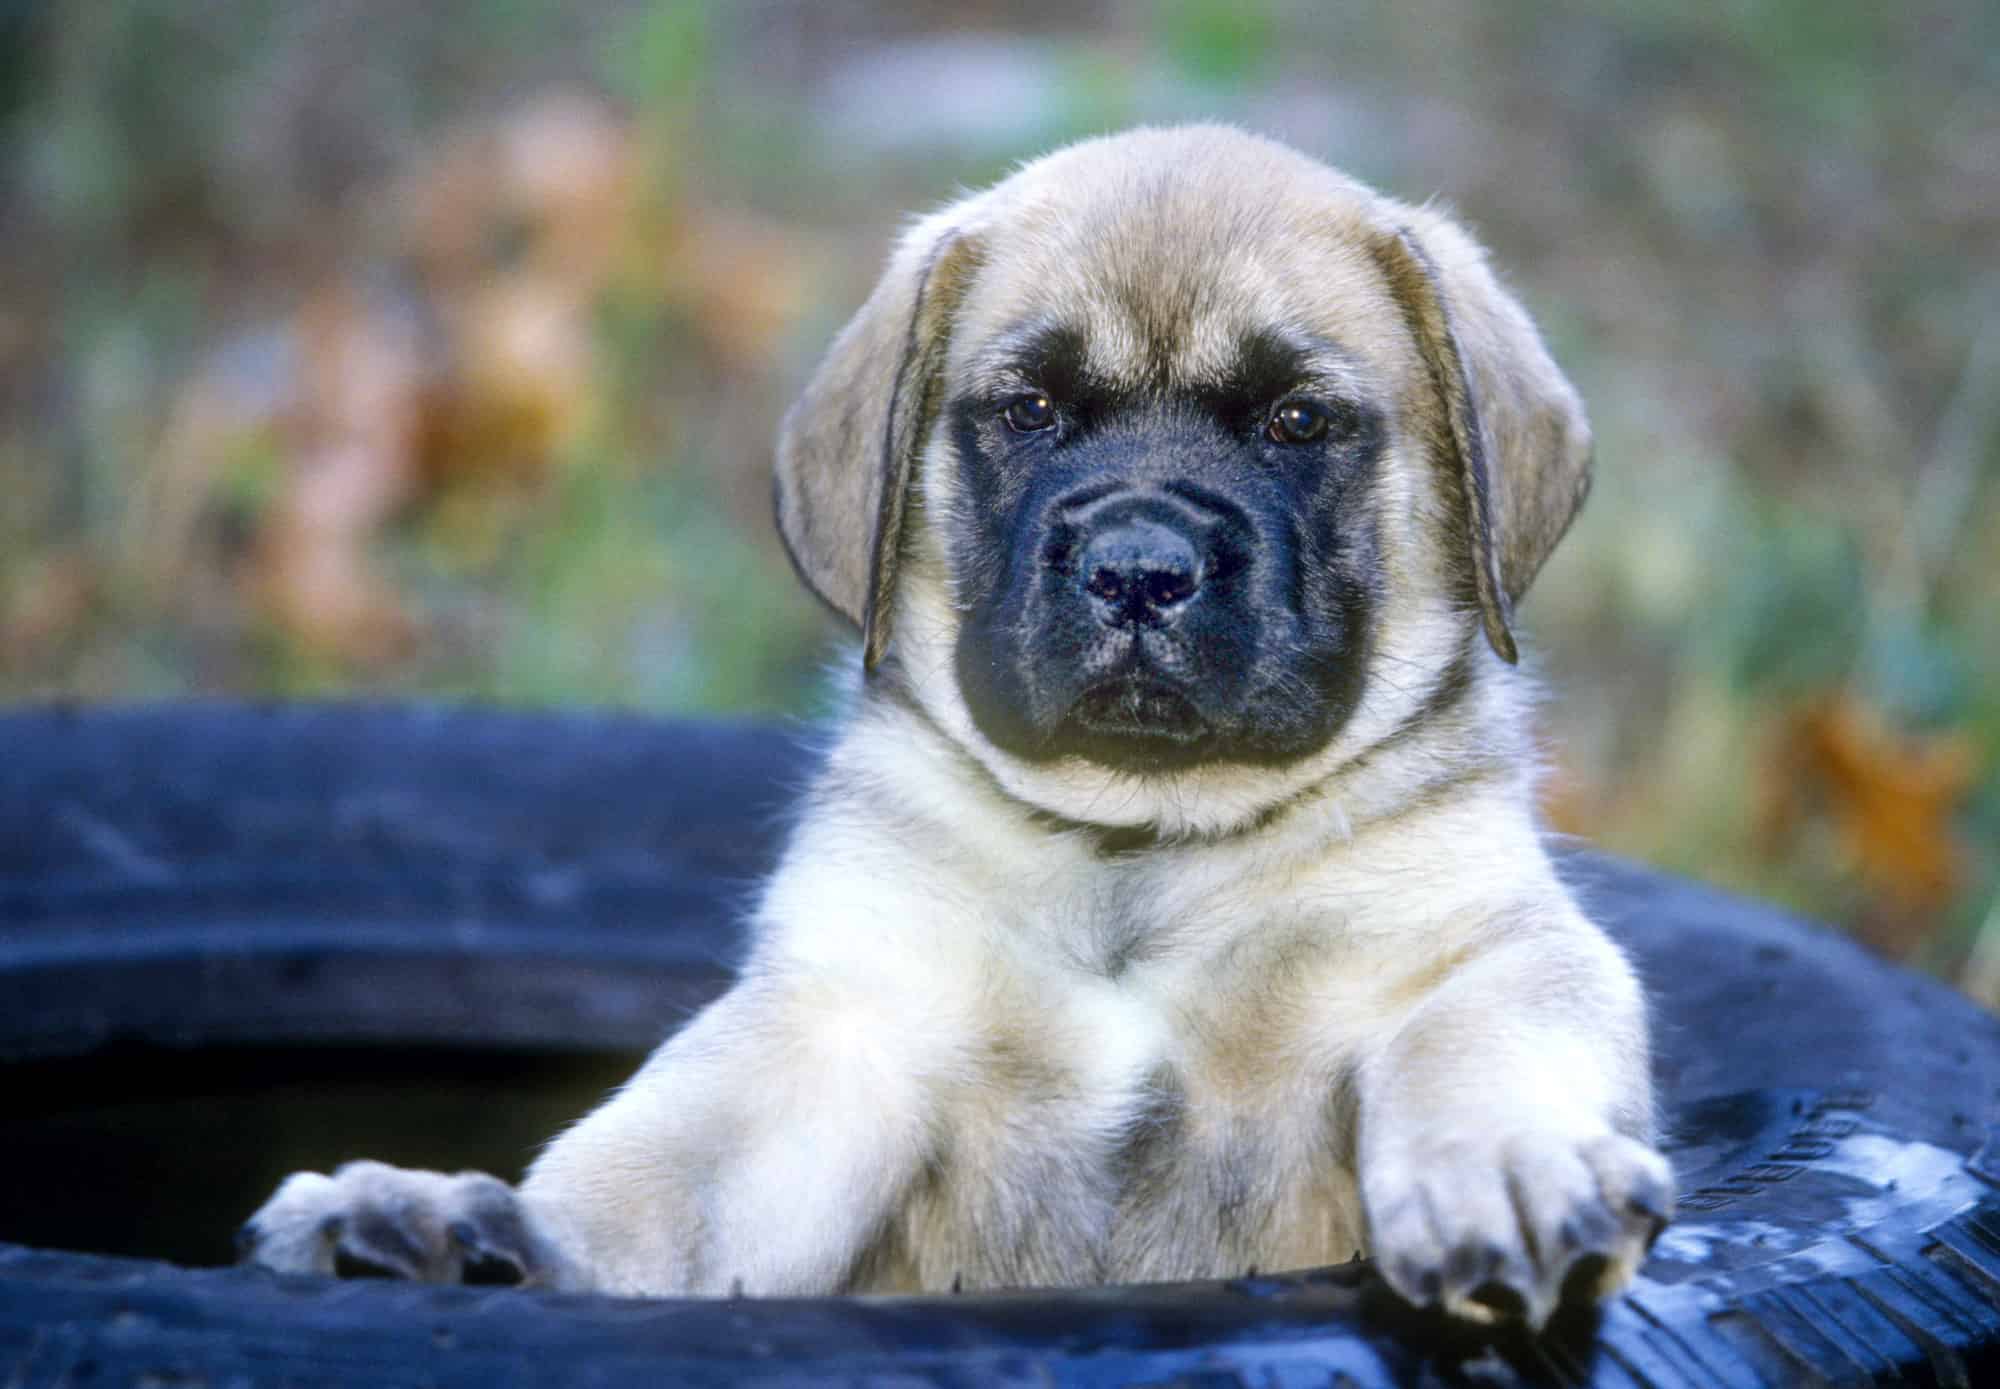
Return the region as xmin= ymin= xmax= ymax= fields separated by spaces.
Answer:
xmin=253 ymin=284 xmax=427 ymax=664
xmin=660 ymin=208 xmax=819 ymax=369
xmin=1 ymin=549 xmax=95 ymax=667
xmin=1763 ymin=692 xmax=1981 ymax=953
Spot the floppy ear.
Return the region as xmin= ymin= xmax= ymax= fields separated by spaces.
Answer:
xmin=1370 ymin=216 xmax=1592 ymax=665
xmin=774 ymin=224 xmax=986 ymax=671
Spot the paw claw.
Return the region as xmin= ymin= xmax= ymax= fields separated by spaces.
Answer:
xmin=1627 ymin=1181 xmax=1671 ymax=1226
xmin=346 ymin=1210 xmax=431 ymax=1278
xmin=1565 ymin=1202 xmax=1620 ymax=1256
xmin=448 ymin=1216 xmax=528 ymax=1285
xmin=1555 ymin=1216 xmax=1584 ymax=1254
xmin=1445 ymin=1240 xmax=1503 ymax=1286
xmin=1388 ymin=1257 xmax=1441 ymax=1306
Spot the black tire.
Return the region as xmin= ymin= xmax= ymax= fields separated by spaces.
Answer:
xmin=1 ymin=702 xmax=1996 ymax=1387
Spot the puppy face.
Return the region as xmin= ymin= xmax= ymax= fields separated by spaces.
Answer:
xmin=943 ymin=313 xmax=1386 ymax=774
xmin=936 ymin=188 xmax=1408 ymax=772
xmin=776 ymin=127 xmax=1591 ymax=830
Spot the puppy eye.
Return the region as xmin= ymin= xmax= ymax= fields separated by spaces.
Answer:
xmin=1003 ymin=393 xmax=1056 ymax=433
xmin=1267 ymin=399 xmax=1336 ymax=444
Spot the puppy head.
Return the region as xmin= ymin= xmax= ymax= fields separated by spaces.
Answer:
xmin=776 ymin=126 xmax=1590 ymax=830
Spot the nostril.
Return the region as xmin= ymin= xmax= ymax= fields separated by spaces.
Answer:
xmin=1141 ymin=565 xmax=1196 ymax=609
xmin=1086 ymin=566 xmax=1127 ymax=605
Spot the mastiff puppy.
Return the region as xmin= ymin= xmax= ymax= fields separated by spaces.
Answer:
xmin=244 ymin=125 xmax=1670 ymax=1327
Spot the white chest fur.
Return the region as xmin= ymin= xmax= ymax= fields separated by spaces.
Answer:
xmin=832 ymin=871 xmax=1374 ymax=1291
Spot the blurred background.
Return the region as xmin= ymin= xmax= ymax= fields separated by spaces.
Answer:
xmin=0 ymin=1 xmax=1994 ymax=999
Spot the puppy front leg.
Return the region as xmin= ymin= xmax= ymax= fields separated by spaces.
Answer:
xmin=1357 ymin=908 xmax=1672 ymax=1328
xmin=244 ymin=971 xmax=940 ymax=1296
xmin=524 ymin=970 xmax=942 ymax=1295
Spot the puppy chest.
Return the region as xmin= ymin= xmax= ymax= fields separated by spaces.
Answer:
xmin=899 ymin=974 xmax=1361 ymax=1287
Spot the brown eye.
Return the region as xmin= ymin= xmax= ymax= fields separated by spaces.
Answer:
xmin=1268 ymin=399 xmax=1332 ymax=444
xmin=1003 ymin=393 xmax=1055 ymax=433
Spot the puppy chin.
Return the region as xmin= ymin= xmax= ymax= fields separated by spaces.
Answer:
xmin=1059 ymin=679 xmax=1215 ymax=771
xmin=964 ymin=669 xmax=1227 ymax=777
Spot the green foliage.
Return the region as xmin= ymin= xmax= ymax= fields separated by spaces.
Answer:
xmin=604 ymin=0 xmax=715 ymax=120
xmin=1157 ymin=0 xmax=1276 ymax=87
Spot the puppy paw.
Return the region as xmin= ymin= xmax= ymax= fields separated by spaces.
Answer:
xmin=1364 ymin=1130 xmax=1671 ymax=1329
xmin=239 ymin=1160 xmax=559 ymax=1286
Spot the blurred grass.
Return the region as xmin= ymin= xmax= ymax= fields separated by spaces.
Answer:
xmin=0 ymin=0 xmax=1995 ymax=992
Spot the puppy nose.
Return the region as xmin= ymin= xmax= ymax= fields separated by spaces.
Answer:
xmin=1080 ymin=519 xmax=1202 ymax=625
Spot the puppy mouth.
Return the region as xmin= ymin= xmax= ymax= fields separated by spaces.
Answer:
xmin=1057 ymin=676 xmax=1214 ymax=769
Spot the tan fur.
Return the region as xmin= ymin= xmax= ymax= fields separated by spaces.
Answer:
xmin=245 ymin=125 xmax=1669 ymax=1330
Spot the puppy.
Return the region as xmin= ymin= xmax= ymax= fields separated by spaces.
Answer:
xmin=243 ymin=125 xmax=1670 ymax=1328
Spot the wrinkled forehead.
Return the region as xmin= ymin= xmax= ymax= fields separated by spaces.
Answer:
xmin=950 ymin=172 xmax=1413 ymax=398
